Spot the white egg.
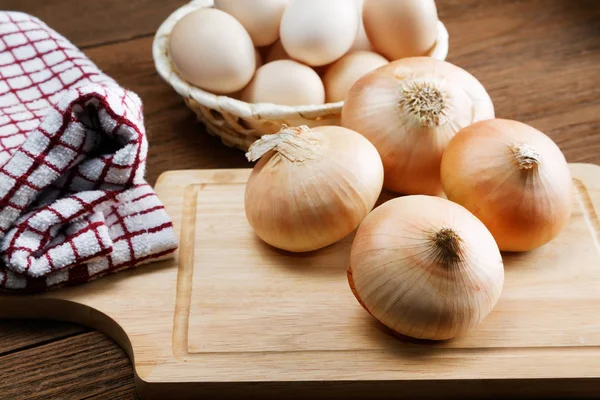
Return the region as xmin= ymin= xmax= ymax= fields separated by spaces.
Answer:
xmin=214 ymin=0 xmax=290 ymax=47
xmin=363 ymin=0 xmax=439 ymax=60
xmin=280 ymin=0 xmax=359 ymax=67
xmin=169 ymin=8 xmax=256 ymax=94
xmin=241 ymin=60 xmax=325 ymax=106
xmin=350 ymin=0 xmax=373 ymax=52
xmin=323 ymin=51 xmax=388 ymax=103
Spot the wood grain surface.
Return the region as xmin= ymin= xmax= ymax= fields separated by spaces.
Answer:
xmin=1 ymin=163 xmax=600 ymax=400
xmin=0 ymin=0 xmax=598 ymax=398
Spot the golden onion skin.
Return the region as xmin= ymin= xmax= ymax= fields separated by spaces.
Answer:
xmin=441 ymin=119 xmax=573 ymax=252
xmin=349 ymin=195 xmax=504 ymax=341
xmin=245 ymin=126 xmax=384 ymax=252
xmin=342 ymin=57 xmax=495 ymax=195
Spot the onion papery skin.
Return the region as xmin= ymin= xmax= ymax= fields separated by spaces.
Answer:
xmin=441 ymin=119 xmax=573 ymax=252
xmin=245 ymin=126 xmax=384 ymax=253
xmin=341 ymin=57 xmax=495 ymax=195
xmin=348 ymin=195 xmax=504 ymax=341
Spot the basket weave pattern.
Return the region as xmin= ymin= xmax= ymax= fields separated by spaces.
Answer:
xmin=153 ymin=0 xmax=450 ymax=151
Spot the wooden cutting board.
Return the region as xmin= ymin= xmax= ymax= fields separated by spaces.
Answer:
xmin=1 ymin=163 xmax=600 ymax=399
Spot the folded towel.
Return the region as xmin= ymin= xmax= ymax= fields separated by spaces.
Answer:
xmin=0 ymin=12 xmax=178 ymax=292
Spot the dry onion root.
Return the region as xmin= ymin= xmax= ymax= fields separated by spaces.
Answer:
xmin=244 ymin=125 xmax=384 ymax=253
xmin=441 ymin=119 xmax=573 ymax=252
xmin=348 ymin=195 xmax=504 ymax=341
xmin=341 ymin=57 xmax=495 ymax=195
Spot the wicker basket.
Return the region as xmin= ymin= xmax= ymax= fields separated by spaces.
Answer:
xmin=152 ymin=0 xmax=450 ymax=151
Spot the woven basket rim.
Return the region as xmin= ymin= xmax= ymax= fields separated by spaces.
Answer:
xmin=152 ymin=0 xmax=450 ymax=120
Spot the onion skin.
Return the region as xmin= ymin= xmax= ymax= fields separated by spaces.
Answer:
xmin=441 ymin=119 xmax=573 ymax=252
xmin=245 ymin=126 xmax=384 ymax=253
xmin=341 ymin=57 xmax=495 ymax=195
xmin=349 ymin=195 xmax=504 ymax=341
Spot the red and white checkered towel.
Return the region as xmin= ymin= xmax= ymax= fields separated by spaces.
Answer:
xmin=0 ymin=12 xmax=178 ymax=292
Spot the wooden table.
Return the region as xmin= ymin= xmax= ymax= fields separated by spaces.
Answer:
xmin=0 ymin=0 xmax=598 ymax=398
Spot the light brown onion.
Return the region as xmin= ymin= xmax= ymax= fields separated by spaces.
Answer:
xmin=440 ymin=119 xmax=573 ymax=252
xmin=245 ymin=125 xmax=384 ymax=252
xmin=348 ymin=195 xmax=504 ymax=341
xmin=341 ymin=57 xmax=495 ymax=195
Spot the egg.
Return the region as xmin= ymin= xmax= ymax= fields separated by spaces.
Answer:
xmin=323 ymin=51 xmax=388 ymax=103
xmin=214 ymin=0 xmax=290 ymax=47
xmin=169 ymin=8 xmax=255 ymax=94
xmin=363 ymin=0 xmax=438 ymax=60
xmin=241 ymin=60 xmax=325 ymax=106
xmin=265 ymin=40 xmax=290 ymax=63
xmin=280 ymin=0 xmax=359 ymax=67
xmin=350 ymin=0 xmax=373 ymax=52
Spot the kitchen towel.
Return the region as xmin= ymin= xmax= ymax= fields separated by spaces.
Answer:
xmin=0 ymin=12 xmax=178 ymax=292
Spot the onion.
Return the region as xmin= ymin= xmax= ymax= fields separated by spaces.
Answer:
xmin=348 ymin=195 xmax=504 ymax=341
xmin=341 ymin=57 xmax=495 ymax=195
xmin=245 ymin=125 xmax=384 ymax=252
xmin=440 ymin=119 xmax=573 ymax=252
